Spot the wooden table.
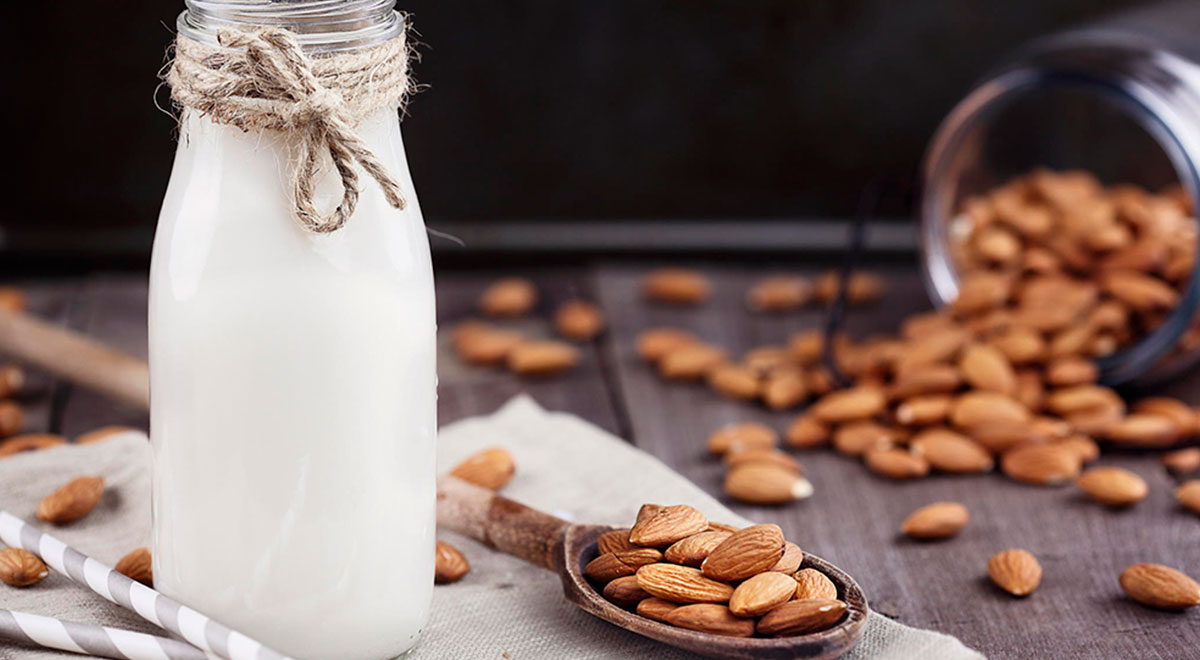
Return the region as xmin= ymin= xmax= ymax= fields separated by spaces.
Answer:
xmin=13 ymin=263 xmax=1200 ymax=660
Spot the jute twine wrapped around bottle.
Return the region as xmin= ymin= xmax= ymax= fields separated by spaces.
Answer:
xmin=166 ymin=28 xmax=413 ymax=233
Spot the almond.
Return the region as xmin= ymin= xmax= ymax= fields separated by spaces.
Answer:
xmin=659 ymin=343 xmax=727 ymax=380
xmin=951 ymin=272 xmax=1012 ymax=314
xmin=37 ymin=475 xmax=104 ymax=525
xmin=707 ymin=364 xmax=761 ymax=401
xmin=1133 ymin=397 xmax=1196 ymax=432
xmin=0 ymin=433 xmax=66 ymax=458
xmin=114 ymin=547 xmax=153 ymax=587
xmin=810 ymin=387 xmax=887 ymax=423
xmin=987 ymin=549 xmax=1042 ymax=596
xmin=75 ymin=426 xmax=139 ymax=445
xmin=989 ymin=326 xmax=1047 ymax=365
xmin=724 ymin=464 xmax=813 ymax=505
xmin=1014 ymin=370 xmax=1046 ymax=411
xmin=1046 ymin=385 xmax=1124 ymax=416
xmin=1001 ymin=444 xmax=1081 ymax=485
xmin=833 ymin=421 xmax=900 ymax=457
xmin=450 ymin=447 xmax=515 ymax=490
xmin=1162 ymin=448 xmax=1200 ymax=475
xmin=597 ymin=528 xmax=638 ymax=555
xmin=901 ymin=501 xmax=969 ymax=540
xmin=894 ymin=326 xmax=971 ymax=372
xmin=554 ymin=300 xmax=605 ymax=340
xmin=794 ymin=568 xmax=839 ymax=600
xmin=1055 ymin=434 xmax=1100 ymax=464
xmin=636 ymin=503 xmax=664 ymax=523
xmin=910 ymin=428 xmax=993 ymax=474
xmin=663 ymin=531 xmax=733 ymax=567
xmin=723 ymin=448 xmax=801 ymax=474
xmin=762 ymin=370 xmax=809 ymax=410
xmin=636 ymin=597 xmax=679 ymax=622
xmin=756 ymin=599 xmax=847 ymax=636
xmin=747 ymin=276 xmax=811 ymax=312
xmin=636 ymin=327 xmax=699 ymax=363
xmin=0 ymin=400 xmax=23 ymax=437
xmin=959 ymin=344 xmax=1017 ymax=395
xmin=770 ymin=542 xmax=805 ymax=574
xmin=707 ymin=521 xmax=741 ymax=534
xmin=894 ymin=394 xmax=953 ymax=426
xmin=729 ymin=571 xmax=797 ymax=617
xmin=950 ymin=391 xmax=1030 ymax=428
xmin=707 ymin=422 xmax=778 ymax=456
xmin=452 ymin=323 xmax=524 ymax=365
xmin=788 ymin=330 xmax=825 ymax=365
xmin=507 ymin=340 xmax=580 ymax=375
xmin=435 ymin=540 xmax=470 ymax=584
xmin=1076 ymin=466 xmax=1148 ymax=507
xmin=965 ymin=419 xmax=1049 ymax=454
xmin=1177 ymin=480 xmax=1200 ymax=515
xmin=702 ymin=524 xmax=785 ymax=581
xmin=888 ymin=364 xmax=962 ymax=399
xmin=0 ymin=364 xmax=23 ymax=398
xmin=664 ymin=604 xmax=755 ymax=637
xmin=806 ymin=365 xmax=837 ymax=395
xmin=643 ymin=268 xmax=711 ymax=305
xmin=785 ymin=414 xmax=830 ymax=449
xmin=1045 ymin=356 xmax=1099 ymax=386
xmin=478 ymin=277 xmax=537 ymax=317
xmin=636 ymin=563 xmax=734 ymax=604
xmin=629 ymin=505 xmax=709 ymax=547
xmin=1119 ymin=563 xmax=1200 ymax=610
xmin=603 ymin=575 xmax=651 ymax=607
xmin=1101 ymin=270 xmax=1178 ymax=311
xmin=742 ymin=346 xmax=792 ymax=376
xmin=585 ymin=548 xmax=663 ymax=583
xmin=864 ymin=447 xmax=930 ymax=480
xmin=813 ymin=271 xmax=883 ymax=304
xmin=0 ymin=547 xmax=48 ymax=587
xmin=1103 ymin=413 xmax=1182 ymax=447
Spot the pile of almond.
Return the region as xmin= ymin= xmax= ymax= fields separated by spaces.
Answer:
xmin=451 ymin=278 xmax=606 ymax=377
xmin=636 ymin=172 xmax=1200 ymax=503
xmin=585 ymin=503 xmax=847 ymax=638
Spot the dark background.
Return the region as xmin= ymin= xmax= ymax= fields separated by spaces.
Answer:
xmin=3 ymin=0 xmax=1145 ymax=264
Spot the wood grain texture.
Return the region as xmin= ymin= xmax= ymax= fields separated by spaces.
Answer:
xmin=593 ymin=263 xmax=1200 ymax=660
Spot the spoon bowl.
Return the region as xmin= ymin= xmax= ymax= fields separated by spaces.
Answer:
xmin=438 ymin=477 xmax=868 ymax=660
xmin=559 ymin=524 xmax=868 ymax=659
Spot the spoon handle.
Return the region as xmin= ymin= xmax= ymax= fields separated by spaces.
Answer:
xmin=436 ymin=476 xmax=571 ymax=571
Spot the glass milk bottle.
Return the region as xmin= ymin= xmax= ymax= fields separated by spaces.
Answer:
xmin=149 ymin=3 xmax=435 ymax=659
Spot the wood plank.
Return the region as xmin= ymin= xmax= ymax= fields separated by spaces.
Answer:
xmin=435 ymin=267 xmax=623 ymax=435
xmin=593 ymin=262 xmax=1200 ymax=660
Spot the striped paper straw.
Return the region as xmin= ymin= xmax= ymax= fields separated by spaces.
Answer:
xmin=0 ymin=609 xmax=213 ymax=660
xmin=0 ymin=511 xmax=295 ymax=660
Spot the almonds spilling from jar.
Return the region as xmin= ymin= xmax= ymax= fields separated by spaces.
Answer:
xmin=588 ymin=504 xmax=848 ymax=638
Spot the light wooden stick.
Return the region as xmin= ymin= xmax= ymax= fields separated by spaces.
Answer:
xmin=0 ymin=308 xmax=148 ymax=411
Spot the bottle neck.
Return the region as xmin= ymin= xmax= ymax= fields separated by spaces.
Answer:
xmin=177 ymin=0 xmax=403 ymax=53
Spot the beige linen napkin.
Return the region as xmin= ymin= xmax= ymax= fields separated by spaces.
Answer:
xmin=0 ymin=397 xmax=983 ymax=659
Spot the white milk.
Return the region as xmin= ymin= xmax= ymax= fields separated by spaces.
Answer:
xmin=150 ymin=108 xmax=436 ymax=660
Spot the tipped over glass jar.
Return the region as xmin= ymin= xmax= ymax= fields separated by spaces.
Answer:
xmin=920 ymin=1 xmax=1200 ymax=386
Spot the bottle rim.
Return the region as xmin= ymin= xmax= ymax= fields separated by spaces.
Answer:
xmin=919 ymin=50 xmax=1200 ymax=386
xmin=177 ymin=0 xmax=404 ymax=52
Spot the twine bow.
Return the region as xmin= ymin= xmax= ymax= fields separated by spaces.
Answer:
xmin=168 ymin=27 xmax=410 ymax=233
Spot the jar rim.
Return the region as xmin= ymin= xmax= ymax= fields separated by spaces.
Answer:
xmin=177 ymin=0 xmax=404 ymax=53
xmin=919 ymin=44 xmax=1200 ymax=386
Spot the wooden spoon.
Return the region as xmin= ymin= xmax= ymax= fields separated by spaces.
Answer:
xmin=438 ymin=476 xmax=868 ymax=659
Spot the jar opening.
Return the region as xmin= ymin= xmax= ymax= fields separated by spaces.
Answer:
xmin=178 ymin=0 xmax=403 ymax=52
xmin=921 ymin=57 xmax=1200 ymax=385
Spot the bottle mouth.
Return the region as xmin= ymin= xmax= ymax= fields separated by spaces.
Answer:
xmin=919 ymin=46 xmax=1200 ymax=386
xmin=178 ymin=0 xmax=403 ymax=52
